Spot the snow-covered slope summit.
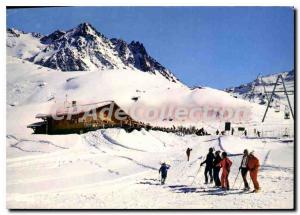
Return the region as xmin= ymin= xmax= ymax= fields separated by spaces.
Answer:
xmin=7 ymin=55 xmax=293 ymax=137
xmin=225 ymin=70 xmax=294 ymax=110
xmin=7 ymin=23 xmax=178 ymax=82
xmin=6 ymin=28 xmax=45 ymax=59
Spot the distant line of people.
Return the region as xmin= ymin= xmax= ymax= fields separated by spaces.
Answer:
xmin=216 ymin=128 xmax=247 ymax=137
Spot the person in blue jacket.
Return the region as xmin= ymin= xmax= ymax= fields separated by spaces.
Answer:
xmin=159 ymin=162 xmax=171 ymax=185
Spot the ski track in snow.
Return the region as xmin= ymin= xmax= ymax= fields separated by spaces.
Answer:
xmin=117 ymin=156 xmax=158 ymax=171
xmin=262 ymin=150 xmax=271 ymax=166
xmin=10 ymin=144 xmax=46 ymax=154
xmin=218 ymin=136 xmax=243 ymax=157
xmin=7 ymin=134 xmax=69 ymax=154
xmin=101 ymin=130 xmax=146 ymax=152
xmin=6 ymin=129 xmax=294 ymax=209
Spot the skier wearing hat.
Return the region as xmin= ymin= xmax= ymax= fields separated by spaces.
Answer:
xmin=218 ymin=151 xmax=232 ymax=190
xmin=239 ymin=149 xmax=250 ymax=190
xmin=247 ymin=151 xmax=260 ymax=193
xmin=200 ymin=147 xmax=215 ymax=184
xmin=159 ymin=162 xmax=170 ymax=185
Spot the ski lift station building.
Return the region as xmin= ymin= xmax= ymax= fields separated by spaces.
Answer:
xmin=27 ymin=100 xmax=140 ymax=134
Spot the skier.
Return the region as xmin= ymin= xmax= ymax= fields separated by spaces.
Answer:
xmin=159 ymin=162 xmax=170 ymax=185
xmin=200 ymin=147 xmax=215 ymax=184
xmin=247 ymin=152 xmax=260 ymax=193
xmin=239 ymin=149 xmax=250 ymax=190
xmin=186 ymin=147 xmax=192 ymax=161
xmin=218 ymin=151 xmax=232 ymax=190
xmin=257 ymin=131 xmax=261 ymax=138
xmin=216 ymin=130 xmax=219 ymax=135
xmin=212 ymin=150 xmax=222 ymax=187
xmin=244 ymin=129 xmax=248 ymax=137
xmin=231 ymin=128 xmax=235 ymax=135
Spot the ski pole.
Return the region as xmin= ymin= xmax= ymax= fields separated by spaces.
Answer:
xmin=238 ymin=179 xmax=243 ymax=190
xmin=191 ymin=165 xmax=202 ymax=186
xmin=232 ymin=168 xmax=241 ymax=188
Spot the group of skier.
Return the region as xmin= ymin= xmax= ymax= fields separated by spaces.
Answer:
xmin=158 ymin=147 xmax=260 ymax=193
xmin=240 ymin=149 xmax=260 ymax=192
xmin=200 ymin=147 xmax=232 ymax=190
xmin=198 ymin=147 xmax=260 ymax=192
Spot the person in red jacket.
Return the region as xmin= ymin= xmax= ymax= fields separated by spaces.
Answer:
xmin=247 ymin=151 xmax=260 ymax=192
xmin=218 ymin=151 xmax=232 ymax=190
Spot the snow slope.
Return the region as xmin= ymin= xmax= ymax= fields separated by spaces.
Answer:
xmin=6 ymin=28 xmax=45 ymax=59
xmin=7 ymin=129 xmax=294 ymax=209
xmin=6 ymin=56 xmax=294 ymax=209
xmin=7 ymin=56 xmax=293 ymax=134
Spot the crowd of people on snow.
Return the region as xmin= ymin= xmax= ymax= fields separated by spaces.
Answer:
xmin=104 ymin=120 xmax=265 ymax=139
xmin=215 ymin=128 xmax=248 ymax=137
xmin=114 ymin=122 xmax=211 ymax=136
xmin=142 ymin=125 xmax=210 ymax=136
xmin=159 ymin=147 xmax=260 ymax=193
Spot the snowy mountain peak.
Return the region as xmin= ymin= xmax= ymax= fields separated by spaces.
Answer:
xmin=124 ymin=40 xmax=178 ymax=82
xmin=7 ymin=28 xmax=43 ymax=39
xmin=68 ymin=22 xmax=107 ymax=41
xmin=7 ymin=28 xmax=23 ymax=37
xmin=39 ymin=22 xmax=102 ymax=45
xmin=7 ymin=23 xmax=179 ymax=83
xmin=40 ymin=30 xmax=66 ymax=44
xmin=76 ymin=22 xmax=98 ymax=34
xmin=129 ymin=41 xmax=147 ymax=54
xmin=77 ymin=22 xmax=94 ymax=30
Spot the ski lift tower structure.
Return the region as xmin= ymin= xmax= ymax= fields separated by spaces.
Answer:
xmin=245 ymin=73 xmax=269 ymax=103
xmin=261 ymin=74 xmax=294 ymax=122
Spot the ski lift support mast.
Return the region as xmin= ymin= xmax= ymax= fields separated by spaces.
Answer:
xmin=261 ymin=74 xmax=294 ymax=122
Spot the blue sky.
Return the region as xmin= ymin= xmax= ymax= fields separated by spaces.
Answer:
xmin=6 ymin=7 xmax=294 ymax=89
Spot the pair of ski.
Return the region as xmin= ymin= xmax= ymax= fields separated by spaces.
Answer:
xmin=201 ymin=187 xmax=257 ymax=195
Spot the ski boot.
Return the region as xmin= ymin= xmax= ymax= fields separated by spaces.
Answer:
xmin=254 ymin=188 xmax=260 ymax=193
xmin=243 ymin=186 xmax=250 ymax=191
